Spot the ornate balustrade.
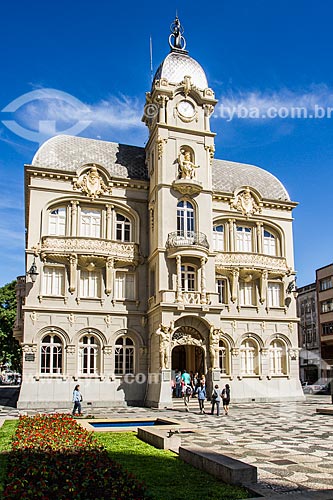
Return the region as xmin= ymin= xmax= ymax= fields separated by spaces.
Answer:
xmin=166 ymin=231 xmax=209 ymax=250
xmin=41 ymin=236 xmax=140 ymax=265
xmin=215 ymin=252 xmax=289 ymax=274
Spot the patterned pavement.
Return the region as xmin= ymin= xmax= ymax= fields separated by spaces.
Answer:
xmin=1 ymin=389 xmax=333 ymax=497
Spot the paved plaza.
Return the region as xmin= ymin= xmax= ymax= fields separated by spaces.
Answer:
xmin=1 ymin=389 xmax=333 ymax=498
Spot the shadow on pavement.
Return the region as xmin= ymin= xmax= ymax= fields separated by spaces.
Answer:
xmin=0 ymin=386 xmax=20 ymax=408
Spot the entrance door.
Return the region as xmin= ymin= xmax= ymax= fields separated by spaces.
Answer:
xmin=171 ymin=345 xmax=205 ymax=376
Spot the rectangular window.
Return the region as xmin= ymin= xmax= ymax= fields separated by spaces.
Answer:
xmin=43 ymin=266 xmax=65 ymax=296
xmin=114 ymin=272 xmax=135 ymax=300
xmin=236 ymin=226 xmax=252 ymax=252
xmin=80 ymin=209 xmax=101 ymax=238
xmin=267 ymin=282 xmax=281 ymax=307
xmin=80 ymin=270 xmax=101 ymax=298
xmin=322 ymin=322 xmax=333 ymax=335
xmin=49 ymin=207 xmax=66 ymax=236
xmin=239 ymin=281 xmax=254 ymax=306
xmin=216 ymin=278 xmax=227 ymax=303
xmin=320 ymin=277 xmax=333 ymax=291
xmin=321 ymin=299 xmax=333 ymax=313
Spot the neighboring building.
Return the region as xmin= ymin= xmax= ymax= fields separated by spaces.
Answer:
xmin=296 ymin=283 xmax=321 ymax=383
xmin=14 ymin=17 xmax=303 ymax=409
xmin=316 ymin=263 xmax=333 ymax=380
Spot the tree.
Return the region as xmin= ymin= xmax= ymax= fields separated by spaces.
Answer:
xmin=0 ymin=280 xmax=22 ymax=372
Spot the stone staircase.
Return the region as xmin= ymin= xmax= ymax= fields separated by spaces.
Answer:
xmin=171 ymin=397 xmax=205 ymax=413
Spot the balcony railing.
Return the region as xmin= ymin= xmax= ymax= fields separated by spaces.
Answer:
xmin=41 ymin=236 xmax=140 ymax=264
xmin=166 ymin=231 xmax=209 ymax=250
xmin=215 ymin=252 xmax=289 ymax=273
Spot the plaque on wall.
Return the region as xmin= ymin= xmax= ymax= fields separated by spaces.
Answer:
xmin=25 ymin=353 xmax=35 ymax=362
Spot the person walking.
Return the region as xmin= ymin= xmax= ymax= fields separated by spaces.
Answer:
xmin=222 ymin=383 xmax=231 ymax=415
xmin=72 ymin=384 xmax=83 ymax=416
xmin=210 ymin=384 xmax=222 ymax=416
xmin=175 ymin=369 xmax=182 ymax=398
xmin=195 ymin=380 xmax=206 ymax=414
xmin=183 ymin=383 xmax=192 ymax=412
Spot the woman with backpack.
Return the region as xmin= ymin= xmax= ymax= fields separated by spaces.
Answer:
xmin=222 ymin=384 xmax=231 ymax=415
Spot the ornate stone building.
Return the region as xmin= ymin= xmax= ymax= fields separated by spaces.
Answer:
xmin=15 ymin=17 xmax=303 ymax=408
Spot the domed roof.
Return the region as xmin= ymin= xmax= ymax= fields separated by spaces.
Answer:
xmin=153 ymin=51 xmax=208 ymax=89
xmin=152 ymin=16 xmax=208 ymax=89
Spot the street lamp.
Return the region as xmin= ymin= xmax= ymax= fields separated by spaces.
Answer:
xmin=27 ymin=258 xmax=39 ymax=283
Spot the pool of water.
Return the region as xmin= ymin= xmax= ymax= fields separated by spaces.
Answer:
xmin=90 ymin=419 xmax=170 ymax=428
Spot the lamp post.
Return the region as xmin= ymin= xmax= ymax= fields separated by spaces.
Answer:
xmin=27 ymin=258 xmax=39 ymax=283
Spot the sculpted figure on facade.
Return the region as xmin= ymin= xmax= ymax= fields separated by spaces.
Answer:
xmin=178 ymin=149 xmax=199 ymax=180
xmin=231 ymin=187 xmax=261 ymax=216
xmin=156 ymin=322 xmax=174 ymax=369
xmin=209 ymin=326 xmax=220 ymax=369
xmin=73 ymin=165 xmax=110 ymax=200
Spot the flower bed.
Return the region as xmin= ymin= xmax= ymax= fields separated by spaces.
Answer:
xmin=3 ymin=414 xmax=147 ymax=499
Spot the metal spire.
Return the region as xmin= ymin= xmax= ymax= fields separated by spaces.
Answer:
xmin=169 ymin=16 xmax=187 ymax=52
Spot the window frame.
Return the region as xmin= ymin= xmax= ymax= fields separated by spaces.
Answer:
xmin=79 ymin=269 xmax=102 ymax=299
xmin=80 ymin=208 xmax=102 ymax=238
xmin=78 ymin=334 xmax=100 ymax=375
xmin=115 ymin=213 xmax=132 ymax=242
xmin=48 ymin=207 xmax=67 ymax=236
xmin=114 ymin=336 xmax=135 ymax=375
xmin=42 ymin=265 xmax=65 ymax=297
xmin=40 ymin=334 xmax=63 ymax=375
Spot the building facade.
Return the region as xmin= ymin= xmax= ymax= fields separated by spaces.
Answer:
xmin=316 ymin=263 xmax=333 ymax=380
xmin=296 ymin=283 xmax=321 ymax=383
xmin=15 ymin=18 xmax=303 ymax=408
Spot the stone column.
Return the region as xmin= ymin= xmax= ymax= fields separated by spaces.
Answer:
xmin=228 ymin=219 xmax=235 ymax=252
xmin=106 ymin=204 xmax=112 ymax=240
xmin=231 ymin=268 xmax=239 ymax=303
xmin=176 ymin=255 xmax=182 ymax=302
xmin=105 ymin=257 xmax=114 ymax=296
xmin=260 ymin=270 xmax=268 ymax=304
xmin=200 ymin=257 xmax=207 ymax=304
xmin=256 ymin=222 xmax=263 ymax=254
xmin=70 ymin=201 xmax=79 ymax=236
xmin=69 ymin=254 xmax=77 ymax=293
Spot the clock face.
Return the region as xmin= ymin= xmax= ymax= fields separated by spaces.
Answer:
xmin=177 ymin=100 xmax=195 ymax=119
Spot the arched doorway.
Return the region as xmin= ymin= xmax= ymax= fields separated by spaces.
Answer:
xmin=171 ymin=327 xmax=205 ymax=376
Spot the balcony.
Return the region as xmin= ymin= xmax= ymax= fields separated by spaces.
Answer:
xmin=166 ymin=231 xmax=209 ymax=258
xmin=215 ymin=252 xmax=289 ymax=274
xmin=41 ymin=236 xmax=141 ymax=266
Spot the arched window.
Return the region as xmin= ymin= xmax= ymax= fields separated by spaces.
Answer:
xmin=240 ymin=339 xmax=259 ymax=375
xmin=79 ymin=335 xmax=100 ymax=374
xmin=218 ymin=340 xmax=230 ymax=375
xmin=269 ymin=340 xmax=287 ymax=375
xmin=116 ymin=213 xmax=131 ymax=242
xmin=213 ymin=225 xmax=224 ymax=251
xmin=263 ymin=230 xmax=276 ymax=256
xmin=181 ymin=265 xmax=196 ymax=291
xmin=49 ymin=207 xmax=66 ymax=236
xmin=177 ymin=200 xmax=194 ymax=238
xmin=80 ymin=209 xmax=101 ymax=238
xmin=236 ymin=226 xmax=252 ymax=252
xmin=40 ymin=334 xmax=63 ymax=374
xmin=115 ymin=336 xmax=134 ymax=375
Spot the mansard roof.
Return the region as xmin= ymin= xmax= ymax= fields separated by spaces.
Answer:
xmin=31 ymin=135 xmax=290 ymax=201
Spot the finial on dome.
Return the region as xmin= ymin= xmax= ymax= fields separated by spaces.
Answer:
xmin=169 ymin=16 xmax=187 ymax=52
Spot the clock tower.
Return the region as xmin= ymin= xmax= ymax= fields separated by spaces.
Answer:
xmin=142 ymin=17 xmax=218 ymax=406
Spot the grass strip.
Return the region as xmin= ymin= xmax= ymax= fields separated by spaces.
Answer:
xmin=0 ymin=421 xmax=18 ymax=499
xmin=97 ymin=432 xmax=249 ymax=500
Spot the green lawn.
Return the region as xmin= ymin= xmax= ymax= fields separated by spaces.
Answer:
xmin=97 ymin=432 xmax=249 ymax=500
xmin=0 ymin=421 xmax=18 ymax=498
xmin=0 ymin=421 xmax=249 ymax=500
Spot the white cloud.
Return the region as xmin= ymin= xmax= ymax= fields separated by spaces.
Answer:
xmin=215 ymin=84 xmax=333 ymax=121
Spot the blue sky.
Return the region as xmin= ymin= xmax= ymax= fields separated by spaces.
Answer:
xmin=0 ymin=0 xmax=332 ymax=287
